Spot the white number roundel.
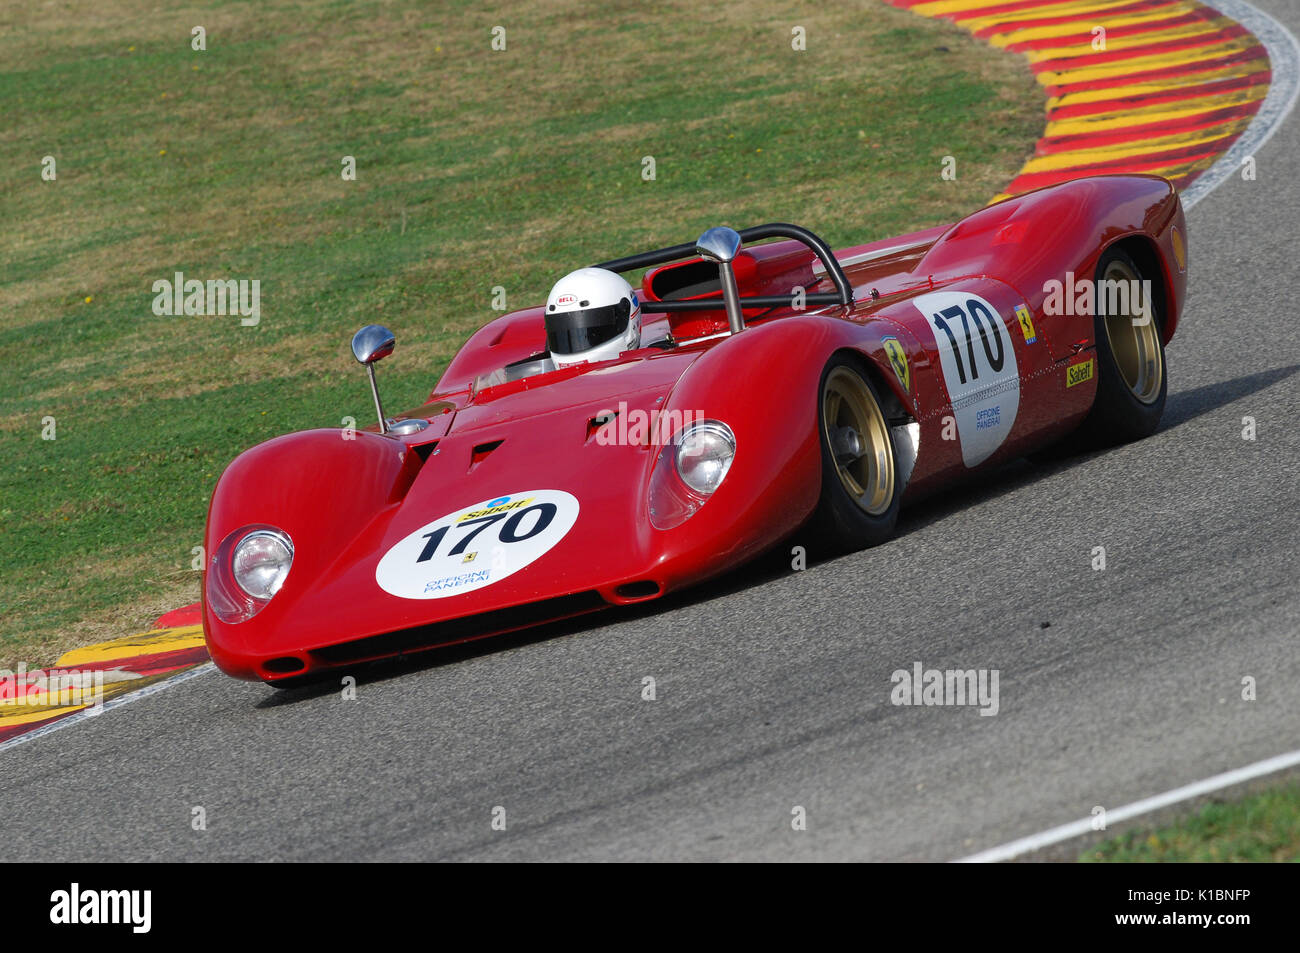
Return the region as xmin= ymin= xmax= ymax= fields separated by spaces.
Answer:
xmin=914 ymin=290 xmax=1020 ymax=468
xmin=376 ymin=490 xmax=580 ymax=599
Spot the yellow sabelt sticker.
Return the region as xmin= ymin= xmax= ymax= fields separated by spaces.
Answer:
xmin=1014 ymin=304 xmax=1037 ymax=344
xmin=881 ymin=336 xmax=910 ymax=392
xmin=1066 ymin=359 xmax=1094 ymax=388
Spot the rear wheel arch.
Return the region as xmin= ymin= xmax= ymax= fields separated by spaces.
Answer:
xmin=1078 ymin=243 xmax=1169 ymax=445
xmin=1103 ymin=234 xmax=1172 ymax=345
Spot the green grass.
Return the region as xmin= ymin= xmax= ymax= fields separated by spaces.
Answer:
xmin=1082 ymin=783 xmax=1300 ymax=862
xmin=0 ymin=0 xmax=1043 ymax=666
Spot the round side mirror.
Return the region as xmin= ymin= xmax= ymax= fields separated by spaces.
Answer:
xmin=351 ymin=325 xmax=396 ymax=365
xmin=695 ymin=226 xmax=743 ymax=265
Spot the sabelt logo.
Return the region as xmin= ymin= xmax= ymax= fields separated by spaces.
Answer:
xmin=458 ymin=497 xmax=534 ymax=522
xmin=1066 ymin=359 xmax=1094 ymax=388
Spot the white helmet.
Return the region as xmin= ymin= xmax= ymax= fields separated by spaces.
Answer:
xmin=544 ymin=268 xmax=641 ymax=368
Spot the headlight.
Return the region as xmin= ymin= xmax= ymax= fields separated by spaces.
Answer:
xmin=232 ymin=530 xmax=294 ymax=599
xmin=648 ymin=419 xmax=736 ymax=530
xmin=207 ymin=525 xmax=294 ymax=624
xmin=675 ymin=421 xmax=736 ymax=495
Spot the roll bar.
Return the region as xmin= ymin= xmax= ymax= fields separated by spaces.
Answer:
xmin=594 ymin=222 xmax=853 ymax=312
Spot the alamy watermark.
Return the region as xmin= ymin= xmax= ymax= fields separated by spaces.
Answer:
xmin=1 ymin=664 xmax=105 ymax=710
xmin=50 ymin=884 xmax=150 ymax=933
xmin=593 ymin=401 xmax=703 ymax=447
xmin=151 ymin=271 xmax=260 ymax=326
xmin=1043 ymin=271 xmax=1152 ymax=325
xmin=890 ymin=662 xmax=1000 ymax=716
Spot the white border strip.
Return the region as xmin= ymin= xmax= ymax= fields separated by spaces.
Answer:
xmin=1180 ymin=0 xmax=1300 ymax=208
xmin=0 ymin=663 xmax=214 ymax=756
xmin=957 ymin=747 xmax=1300 ymax=862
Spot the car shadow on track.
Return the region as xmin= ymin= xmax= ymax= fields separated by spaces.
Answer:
xmin=257 ymin=364 xmax=1300 ymax=707
xmin=1159 ymin=364 xmax=1298 ymax=431
xmin=894 ymin=363 xmax=1300 ymax=539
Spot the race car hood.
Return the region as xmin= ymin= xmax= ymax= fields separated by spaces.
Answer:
xmin=204 ymin=348 xmax=710 ymax=673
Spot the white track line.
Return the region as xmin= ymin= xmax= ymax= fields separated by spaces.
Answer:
xmin=0 ymin=663 xmax=214 ymax=756
xmin=1180 ymin=0 xmax=1300 ymax=209
xmin=956 ymin=0 xmax=1300 ymax=862
xmin=956 ymin=748 xmax=1300 ymax=862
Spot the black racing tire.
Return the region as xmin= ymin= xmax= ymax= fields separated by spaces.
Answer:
xmin=807 ymin=353 xmax=902 ymax=554
xmin=1078 ymin=245 xmax=1169 ymax=445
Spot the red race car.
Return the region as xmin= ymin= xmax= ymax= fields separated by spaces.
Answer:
xmin=203 ymin=174 xmax=1186 ymax=684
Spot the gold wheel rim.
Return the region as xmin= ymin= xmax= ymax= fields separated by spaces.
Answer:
xmin=1100 ymin=259 xmax=1163 ymax=405
xmin=823 ymin=367 xmax=895 ymax=516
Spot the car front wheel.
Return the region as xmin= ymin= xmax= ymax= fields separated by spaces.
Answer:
xmin=808 ymin=354 xmax=902 ymax=554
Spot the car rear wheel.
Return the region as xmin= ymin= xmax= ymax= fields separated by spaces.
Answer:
xmin=808 ymin=354 xmax=901 ymax=553
xmin=1081 ymin=246 xmax=1168 ymax=443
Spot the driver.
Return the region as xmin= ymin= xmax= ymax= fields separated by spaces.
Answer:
xmin=543 ymin=267 xmax=642 ymax=367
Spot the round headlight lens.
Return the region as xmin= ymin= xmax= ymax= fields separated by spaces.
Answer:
xmin=232 ymin=530 xmax=294 ymax=600
xmin=674 ymin=421 xmax=736 ymax=495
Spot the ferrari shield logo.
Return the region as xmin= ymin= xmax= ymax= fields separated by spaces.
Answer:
xmin=881 ymin=336 xmax=910 ymax=392
xmin=1015 ymin=304 xmax=1037 ymax=344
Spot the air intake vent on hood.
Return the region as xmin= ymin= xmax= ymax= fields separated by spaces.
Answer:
xmin=469 ymin=439 xmax=504 ymax=471
xmin=587 ymin=409 xmax=619 ymax=442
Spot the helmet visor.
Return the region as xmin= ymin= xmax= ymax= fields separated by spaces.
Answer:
xmin=545 ymin=299 xmax=631 ymax=356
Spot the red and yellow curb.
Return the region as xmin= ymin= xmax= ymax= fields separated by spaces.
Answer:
xmin=884 ymin=0 xmax=1271 ymax=199
xmin=0 ymin=604 xmax=206 ymax=745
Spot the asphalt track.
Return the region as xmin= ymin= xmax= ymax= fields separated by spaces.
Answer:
xmin=2 ymin=2 xmax=1299 ymax=862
